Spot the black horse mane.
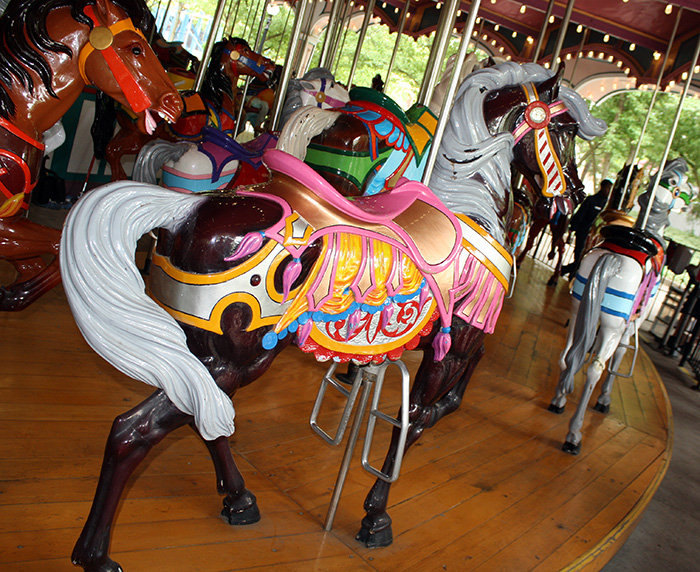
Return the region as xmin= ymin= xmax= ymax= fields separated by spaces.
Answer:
xmin=184 ymin=38 xmax=251 ymax=113
xmin=0 ymin=0 xmax=152 ymax=120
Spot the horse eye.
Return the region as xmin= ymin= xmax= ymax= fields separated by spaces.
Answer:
xmin=131 ymin=45 xmax=142 ymax=56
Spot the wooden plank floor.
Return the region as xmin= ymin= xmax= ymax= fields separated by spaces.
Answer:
xmin=0 ymin=257 xmax=671 ymax=572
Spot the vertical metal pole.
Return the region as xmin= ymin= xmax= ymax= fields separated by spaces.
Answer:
xmin=194 ymin=0 xmax=230 ymax=91
xmin=567 ymin=27 xmax=588 ymax=84
xmin=235 ymin=0 xmax=272 ymax=136
xmin=324 ymin=374 xmax=374 ymax=531
xmin=618 ymin=7 xmax=682 ymax=209
xmin=274 ymin=6 xmax=293 ymax=62
xmin=533 ymin=0 xmax=555 ymax=63
xmin=639 ymin=32 xmax=700 ymax=231
xmin=319 ymin=0 xmax=344 ymax=68
xmin=384 ymin=0 xmax=410 ymax=92
xmin=550 ymin=0 xmax=575 ymax=73
xmin=224 ymin=0 xmax=242 ymax=37
xmin=417 ymin=0 xmax=460 ymax=105
xmin=331 ymin=0 xmax=353 ymax=73
xmin=346 ymin=0 xmax=376 ymax=88
xmin=270 ymin=0 xmax=311 ymax=130
xmin=422 ymin=0 xmax=482 ymax=185
xmin=294 ymin=0 xmax=317 ymax=75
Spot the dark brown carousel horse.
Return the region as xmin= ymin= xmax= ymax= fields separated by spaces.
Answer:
xmin=60 ymin=62 xmax=606 ymax=571
xmin=0 ymin=0 xmax=182 ymax=311
xmin=515 ymin=195 xmax=577 ymax=286
xmin=104 ymin=36 xmax=275 ymax=180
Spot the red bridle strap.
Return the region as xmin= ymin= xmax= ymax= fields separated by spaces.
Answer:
xmin=78 ymin=6 xmax=152 ymax=113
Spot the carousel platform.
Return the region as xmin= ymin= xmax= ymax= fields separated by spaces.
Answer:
xmin=0 ymin=256 xmax=671 ymax=572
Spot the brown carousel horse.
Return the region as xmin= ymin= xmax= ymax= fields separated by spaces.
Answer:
xmin=104 ymin=36 xmax=275 ymax=180
xmin=61 ymin=62 xmax=606 ymax=571
xmin=0 ymin=0 xmax=182 ymax=311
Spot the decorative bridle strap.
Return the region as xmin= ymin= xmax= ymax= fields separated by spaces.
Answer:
xmin=223 ymin=45 xmax=267 ymax=76
xmin=307 ymin=78 xmax=348 ymax=108
xmin=512 ymin=83 xmax=569 ymax=198
xmin=78 ymin=6 xmax=152 ymax=113
xmin=0 ymin=117 xmax=45 ymax=150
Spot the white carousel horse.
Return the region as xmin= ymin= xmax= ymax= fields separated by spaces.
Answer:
xmin=134 ymin=67 xmax=350 ymax=192
xmin=549 ymin=158 xmax=693 ymax=454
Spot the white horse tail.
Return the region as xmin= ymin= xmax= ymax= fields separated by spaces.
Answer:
xmin=276 ymin=106 xmax=341 ymax=161
xmin=59 ymin=182 xmax=236 ymax=441
xmin=559 ymin=252 xmax=622 ymax=394
xmin=133 ymin=140 xmax=191 ymax=184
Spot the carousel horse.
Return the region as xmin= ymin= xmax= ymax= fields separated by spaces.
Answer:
xmin=104 ymin=36 xmax=274 ymax=180
xmin=515 ymin=194 xmax=578 ymax=286
xmin=60 ymin=61 xmax=605 ymax=571
xmin=548 ymin=158 xmax=692 ymax=455
xmin=0 ymin=0 xmax=182 ymax=311
xmin=132 ymin=67 xmax=351 ymax=193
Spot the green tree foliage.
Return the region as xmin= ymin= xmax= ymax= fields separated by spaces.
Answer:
xmin=579 ymin=90 xmax=700 ymax=206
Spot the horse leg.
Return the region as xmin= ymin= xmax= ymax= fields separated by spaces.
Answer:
xmin=357 ymin=324 xmax=484 ymax=547
xmin=72 ymin=391 xmax=194 ymax=572
xmin=197 ymin=430 xmax=261 ymax=524
xmin=516 ymin=221 xmax=541 ymax=267
xmin=0 ymin=217 xmax=62 ymax=310
xmin=549 ymin=302 xmax=580 ymax=413
xmin=594 ymin=321 xmax=634 ymax=413
xmin=547 ymin=236 xmax=566 ymax=286
xmin=563 ymin=323 xmax=624 ymax=455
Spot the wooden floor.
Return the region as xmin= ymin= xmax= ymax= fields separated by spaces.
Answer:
xmin=0 ymin=257 xmax=671 ymax=572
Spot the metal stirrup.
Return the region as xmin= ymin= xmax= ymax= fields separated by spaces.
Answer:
xmin=608 ymin=324 xmax=639 ymax=378
xmin=361 ymin=360 xmax=411 ymax=483
xmin=309 ymin=362 xmax=363 ymax=445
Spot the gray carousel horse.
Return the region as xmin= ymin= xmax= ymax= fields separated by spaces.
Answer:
xmin=549 ymin=158 xmax=693 ymax=454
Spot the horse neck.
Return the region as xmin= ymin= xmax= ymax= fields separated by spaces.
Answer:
xmin=10 ymin=7 xmax=86 ymax=139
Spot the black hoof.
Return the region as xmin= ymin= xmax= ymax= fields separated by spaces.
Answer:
xmin=71 ymin=555 xmax=123 ymax=572
xmin=356 ymin=513 xmax=393 ymax=548
xmin=548 ymin=403 xmax=565 ymax=414
xmin=562 ymin=441 xmax=581 ymax=455
xmin=593 ymin=402 xmax=610 ymax=414
xmin=222 ymin=490 xmax=261 ymax=525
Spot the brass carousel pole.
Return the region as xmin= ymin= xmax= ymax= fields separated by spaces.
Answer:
xmin=619 ymin=7 xmax=682 ymax=209
xmin=533 ymin=0 xmax=555 ymax=63
xmin=318 ymin=0 xmax=344 ymax=68
xmin=194 ymin=0 xmax=230 ymax=91
xmin=417 ymin=0 xmax=459 ymax=105
xmin=639 ymin=32 xmax=700 ymax=230
xmin=550 ymin=0 xmax=575 ymax=73
xmin=422 ymin=0 xmax=482 ymax=184
xmin=346 ymin=0 xmax=377 ymax=88
xmin=270 ymin=0 xmax=312 ymax=130
xmin=331 ymin=0 xmax=353 ymax=74
xmin=384 ymin=0 xmax=410 ymax=92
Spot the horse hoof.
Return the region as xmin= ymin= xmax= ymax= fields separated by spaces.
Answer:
xmin=593 ymin=402 xmax=610 ymax=414
xmin=222 ymin=490 xmax=261 ymax=525
xmin=548 ymin=403 xmax=565 ymax=414
xmin=71 ymin=555 xmax=123 ymax=572
xmin=356 ymin=512 xmax=393 ymax=548
xmin=562 ymin=441 xmax=581 ymax=455
xmin=547 ymin=277 xmax=558 ymax=287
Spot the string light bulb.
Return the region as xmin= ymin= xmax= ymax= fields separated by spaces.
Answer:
xmin=603 ymin=34 xmax=610 ymax=42
xmin=629 ymin=43 xmax=636 ymax=51
xmin=494 ymin=24 xmax=500 ymax=31
xmin=549 ymin=15 xmax=555 ymax=23
xmin=520 ymin=5 xmax=526 ymax=13
xmin=665 ymin=4 xmax=673 ymax=14
xmin=576 ymin=24 xmax=583 ymax=33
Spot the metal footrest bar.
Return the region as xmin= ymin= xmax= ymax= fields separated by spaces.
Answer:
xmin=361 ymin=359 xmax=410 ymax=483
xmin=310 ymin=362 xmax=363 ymax=446
xmin=608 ymin=324 xmax=639 ymax=378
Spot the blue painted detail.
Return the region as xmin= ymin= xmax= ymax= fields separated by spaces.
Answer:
xmin=288 ymin=320 xmax=298 ymax=333
xmin=441 ymin=326 xmax=451 ymax=333
xmin=374 ymin=118 xmax=393 ymax=137
xmin=358 ymin=110 xmax=382 ymax=122
xmin=571 ymin=275 xmax=634 ymax=320
xmin=298 ymin=312 xmax=309 ymax=325
xmin=277 ymin=330 xmax=287 ymax=340
xmin=262 ymin=331 xmax=279 ymax=350
xmin=387 ymin=126 xmax=401 ymax=145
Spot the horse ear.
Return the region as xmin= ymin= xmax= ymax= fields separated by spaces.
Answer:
xmin=92 ymin=0 xmax=122 ymax=27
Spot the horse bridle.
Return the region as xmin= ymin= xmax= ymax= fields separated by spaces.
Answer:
xmin=512 ymin=83 xmax=569 ymax=199
xmin=223 ymin=44 xmax=268 ymax=77
xmin=78 ymin=5 xmax=152 ymax=113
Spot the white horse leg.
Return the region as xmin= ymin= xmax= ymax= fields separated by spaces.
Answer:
xmin=594 ymin=320 xmax=635 ymax=413
xmin=549 ymin=301 xmax=580 ymax=413
xmin=563 ymin=317 xmax=624 ymax=454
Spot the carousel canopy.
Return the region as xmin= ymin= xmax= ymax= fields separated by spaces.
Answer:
xmin=360 ymin=0 xmax=700 ymax=88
